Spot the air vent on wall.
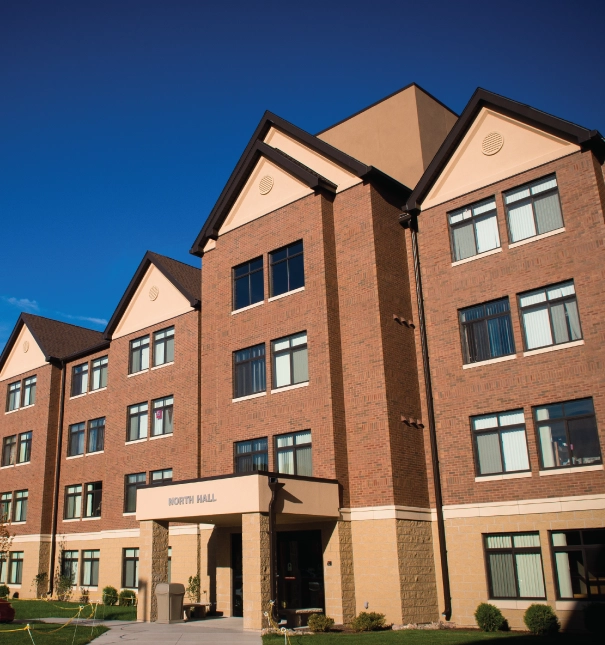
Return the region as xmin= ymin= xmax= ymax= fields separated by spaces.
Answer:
xmin=149 ymin=286 xmax=159 ymax=301
xmin=259 ymin=175 xmax=274 ymax=195
xmin=482 ymin=132 xmax=504 ymax=156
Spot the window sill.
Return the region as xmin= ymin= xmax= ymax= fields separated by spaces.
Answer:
xmin=271 ymin=381 xmax=309 ymax=394
xmin=151 ymin=361 xmax=174 ymax=371
xmin=62 ymin=518 xmax=81 ymax=523
xmin=523 ymin=339 xmax=584 ymax=357
xmin=490 ymin=599 xmax=546 ymax=610
xmin=475 ymin=471 xmax=532 ymax=482
xmin=86 ymin=451 xmax=104 ymax=456
xmin=66 ymin=454 xmax=84 ymax=460
xmin=508 ymin=227 xmax=565 ymax=249
xmin=127 ymin=369 xmax=149 ymax=378
xmin=125 ymin=438 xmax=147 ymax=445
xmin=84 ymin=586 xmax=99 ymax=591
xmin=5 ymin=408 xmax=20 ymax=415
xmin=82 ymin=516 xmax=101 ymax=521
xmin=21 ymin=404 xmax=35 ymax=411
xmin=123 ymin=512 xmax=136 ymax=516
xmin=539 ymin=464 xmax=603 ymax=476
xmin=463 ymin=354 xmax=517 ymax=370
xmin=11 ymin=521 xmax=26 ymax=525
xmin=451 ymin=247 xmax=502 ymax=267
xmin=232 ymin=391 xmax=267 ymax=403
xmin=150 ymin=433 xmax=173 ymax=441
xmin=0 ymin=464 xmax=15 ymax=470
xmin=8 ymin=584 xmax=22 ymax=589
xmin=69 ymin=392 xmax=87 ymax=400
xmin=15 ymin=461 xmax=30 ymax=467
xmin=268 ymin=286 xmax=305 ymax=302
xmin=231 ymin=300 xmax=264 ymax=315
xmin=88 ymin=387 xmax=107 ymax=395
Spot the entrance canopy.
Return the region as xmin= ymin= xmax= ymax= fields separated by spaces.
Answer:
xmin=136 ymin=471 xmax=340 ymax=525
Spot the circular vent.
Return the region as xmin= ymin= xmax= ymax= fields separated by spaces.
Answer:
xmin=149 ymin=285 xmax=159 ymax=301
xmin=23 ymin=341 xmax=29 ymax=353
xmin=482 ymin=132 xmax=504 ymax=156
xmin=259 ymin=175 xmax=274 ymax=195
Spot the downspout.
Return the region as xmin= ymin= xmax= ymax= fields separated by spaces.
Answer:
xmin=267 ymin=478 xmax=284 ymax=622
xmin=48 ymin=360 xmax=67 ymax=595
xmin=401 ymin=212 xmax=452 ymax=621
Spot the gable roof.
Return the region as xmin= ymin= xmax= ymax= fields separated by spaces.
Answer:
xmin=190 ymin=111 xmax=410 ymax=257
xmin=0 ymin=313 xmax=107 ymax=372
xmin=104 ymin=251 xmax=201 ymax=340
xmin=404 ymin=88 xmax=605 ymax=214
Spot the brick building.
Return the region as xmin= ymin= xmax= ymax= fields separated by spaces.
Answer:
xmin=0 ymin=84 xmax=602 ymax=631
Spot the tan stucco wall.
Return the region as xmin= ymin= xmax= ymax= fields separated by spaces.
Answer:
xmin=3 ymin=538 xmax=51 ymax=598
xmin=423 ymin=108 xmax=581 ymax=209
xmin=0 ymin=325 xmax=48 ymax=381
xmin=112 ymin=264 xmax=193 ymax=339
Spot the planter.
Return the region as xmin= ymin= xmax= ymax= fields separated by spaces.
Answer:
xmin=0 ymin=599 xmax=15 ymax=623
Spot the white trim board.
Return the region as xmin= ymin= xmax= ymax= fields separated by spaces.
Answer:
xmin=340 ymin=505 xmax=434 ymax=522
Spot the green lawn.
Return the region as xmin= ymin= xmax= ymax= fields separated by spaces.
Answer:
xmin=262 ymin=630 xmax=599 ymax=645
xmin=10 ymin=599 xmax=136 ymax=621
xmin=0 ymin=622 xmax=108 ymax=644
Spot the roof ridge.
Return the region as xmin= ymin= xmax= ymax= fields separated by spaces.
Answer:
xmin=147 ymin=251 xmax=200 ymax=271
xmin=21 ymin=312 xmax=100 ymax=332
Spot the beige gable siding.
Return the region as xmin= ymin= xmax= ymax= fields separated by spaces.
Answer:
xmin=423 ymin=108 xmax=580 ymax=209
xmin=217 ymin=156 xmax=314 ymax=237
xmin=112 ymin=264 xmax=193 ymax=339
xmin=0 ymin=324 xmax=48 ymax=381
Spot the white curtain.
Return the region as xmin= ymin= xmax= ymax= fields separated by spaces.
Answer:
xmin=141 ymin=345 xmax=149 ymax=370
xmin=477 ymin=433 xmax=502 ymax=474
xmin=499 ymin=410 xmax=525 ymax=426
xmin=475 ymin=214 xmax=500 ymax=254
xmin=516 ymin=553 xmax=545 ymax=598
xmin=555 ymin=552 xmax=574 ymax=598
xmin=296 ymin=446 xmax=312 ymax=476
xmin=452 ymin=223 xmax=476 ymax=261
xmin=508 ymin=202 xmax=536 ymax=242
xmin=292 ymin=348 xmax=308 ymax=384
xmin=501 ymin=428 xmax=529 ymax=472
xmin=278 ymin=450 xmax=294 ymax=474
xmin=565 ymin=301 xmax=582 ymax=340
xmin=523 ymin=308 xmax=552 ymax=349
xmin=274 ymin=353 xmax=291 ymax=388
xmin=489 ymin=553 xmax=516 ymax=597
xmin=539 ymin=426 xmax=555 ymax=468
xmin=535 ymin=193 xmax=563 ymax=233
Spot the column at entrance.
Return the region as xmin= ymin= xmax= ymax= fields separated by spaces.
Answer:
xmin=137 ymin=520 xmax=169 ymax=622
xmin=242 ymin=512 xmax=271 ymax=630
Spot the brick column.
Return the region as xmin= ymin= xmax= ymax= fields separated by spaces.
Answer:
xmin=137 ymin=520 xmax=169 ymax=622
xmin=242 ymin=512 xmax=271 ymax=630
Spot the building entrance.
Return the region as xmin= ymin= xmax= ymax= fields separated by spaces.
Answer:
xmin=231 ymin=533 xmax=243 ymax=617
xmin=277 ymin=530 xmax=325 ymax=612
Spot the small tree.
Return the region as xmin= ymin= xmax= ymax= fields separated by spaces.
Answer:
xmin=0 ymin=515 xmax=14 ymax=562
xmin=31 ymin=572 xmax=48 ymax=599
xmin=186 ymin=575 xmax=200 ymax=603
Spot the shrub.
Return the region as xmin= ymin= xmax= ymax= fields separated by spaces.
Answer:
xmin=307 ymin=613 xmax=335 ymax=632
xmin=79 ymin=588 xmax=89 ymax=604
xmin=32 ymin=572 xmax=48 ymax=598
xmin=186 ymin=575 xmax=200 ymax=603
xmin=55 ymin=575 xmax=73 ymax=601
xmin=102 ymin=586 xmax=118 ymax=606
xmin=118 ymin=589 xmax=137 ymax=606
xmin=584 ymin=603 xmax=600 ymax=634
xmin=474 ymin=602 xmax=506 ymax=632
xmin=523 ymin=603 xmax=560 ymax=636
xmin=351 ymin=611 xmax=386 ymax=632
xmin=0 ymin=584 xmax=9 ymax=599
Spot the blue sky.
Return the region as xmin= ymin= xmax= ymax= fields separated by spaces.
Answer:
xmin=1 ymin=0 xmax=604 ymax=351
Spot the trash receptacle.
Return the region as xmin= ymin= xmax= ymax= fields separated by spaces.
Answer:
xmin=156 ymin=583 xmax=185 ymax=624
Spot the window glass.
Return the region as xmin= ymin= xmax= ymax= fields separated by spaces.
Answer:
xmin=130 ymin=336 xmax=150 ymax=373
xmin=1 ymin=435 xmax=17 ymax=466
xmin=71 ymin=363 xmax=89 ymax=396
xmin=276 ymin=430 xmax=312 ymax=476
xmin=534 ymin=398 xmax=601 ymax=469
xmin=459 ymin=298 xmax=515 ymax=364
xmin=272 ymin=332 xmax=308 ymax=389
xmin=154 ymin=327 xmax=175 ymax=366
xmin=472 ymin=410 xmax=529 ymax=475
xmin=127 ymin=403 xmax=148 ymax=442
xmin=84 ymin=482 xmax=102 ymax=518
xmin=233 ymin=257 xmax=264 ymax=310
xmin=0 ymin=554 xmax=6 ymax=584
xmin=233 ymin=344 xmax=266 ymax=398
xmin=235 ymin=437 xmax=268 ymax=473
xmin=552 ymin=529 xmax=605 ymax=599
xmin=7 ymin=381 xmax=21 ymax=411
xmin=17 ymin=431 xmax=32 ymax=463
xmin=9 ymin=552 xmax=24 ymax=585
xmin=61 ymin=550 xmax=79 ymax=584
xmin=485 ymin=533 xmax=545 ymax=599
xmin=82 ymin=550 xmax=100 ymax=587
xmin=152 ymin=396 xmax=174 ymax=436
xmin=13 ymin=490 xmax=27 ymax=522
xmin=505 ymin=175 xmax=563 ymax=243
xmin=68 ymin=423 xmax=85 ymax=457
xmin=88 ymin=418 xmax=105 ymax=453
xmin=519 ymin=281 xmax=581 ymax=350
xmin=0 ymin=493 xmax=12 ymax=522
xmin=123 ymin=548 xmax=139 ymax=588
xmin=151 ymin=468 xmax=173 ymax=483
xmin=91 ymin=357 xmax=108 ymax=390
xmin=449 ymin=198 xmax=500 ymax=262
xmin=270 ymin=241 xmax=304 ymax=297
xmin=23 ymin=376 xmax=36 ymax=406
xmin=65 ymin=485 xmax=82 ymax=519
xmin=124 ymin=473 xmax=146 ymax=513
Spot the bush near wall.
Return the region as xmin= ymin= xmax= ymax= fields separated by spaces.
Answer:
xmin=474 ymin=602 xmax=506 ymax=632
xmin=523 ymin=604 xmax=560 ymax=635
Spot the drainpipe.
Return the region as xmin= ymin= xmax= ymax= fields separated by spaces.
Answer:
xmin=267 ymin=477 xmax=284 ymax=622
xmin=401 ymin=212 xmax=452 ymax=621
xmin=48 ymin=360 xmax=67 ymax=596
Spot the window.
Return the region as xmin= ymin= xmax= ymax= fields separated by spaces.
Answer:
xmin=276 ymin=430 xmax=312 ymax=476
xmin=551 ymin=529 xmax=605 ymax=600
xmin=91 ymin=357 xmax=108 ymax=390
xmin=81 ymin=550 xmax=100 ymax=587
xmin=472 ymin=410 xmax=530 ymax=476
xmin=534 ymin=398 xmax=602 ymax=470
xmin=23 ymin=376 xmax=36 ymax=406
xmin=504 ymin=175 xmax=564 ymax=243
xmin=0 ymin=554 xmax=6 ymax=583
xmin=61 ymin=550 xmax=79 ymax=584
xmin=13 ymin=490 xmax=27 ymax=522
xmin=233 ymin=344 xmax=266 ymax=398
xmin=459 ymin=298 xmax=515 ymax=364
xmin=9 ymin=552 xmax=24 ymax=585
xmin=151 ymin=468 xmax=173 ymax=483
xmin=68 ymin=423 xmax=85 ymax=457
xmin=129 ymin=336 xmax=150 ymax=373
xmin=87 ymin=418 xmax=105 ymax=453
xmin=0 ymin=493 xmax=12 ymax=522
xmin=449 ymin=198 xmax=500 ymax=262
xmin=84 ymin=482 xmax=102 ymax=518
xmin=124 ymin=473 xmax=146 ymax=513
xmin=484 ymin=533 xmax=545 ymax=599
xmin=519 ymin=280 xmax=582 ymax=351
xmin=64 ymin=485 xmax=82 ymax=519
xmin=272 ymin=332 xmax=308 ymax=389
xmin=233 ymin=257 xmax=264 ymax=310
xmin=152 ymin=396 xmax=174 ymax=437
xmin=122 ymin=548 xmax=139 ymax=588
xmin=153 ymin=327 xmax=174 ymax=366
xmin=2 ymin=435 xmax=16 ymax=466
xmin=17 ymin=431 xmax=32 ymax=464
xmin=71 ymin=363 xmax=89 ymax=396
xmin=127 ymin=403 xmax=148 ymax=442
xmin=270 ymin=241 xmax=304 ymax=297
xmin=7 ymin=381 xmax=21 ymax=411
xmin=235 ymin=438 xmax=268 ymax=473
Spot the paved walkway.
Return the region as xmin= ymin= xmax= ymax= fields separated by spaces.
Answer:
xmin=43 ymin=616 xmax=262 ymax=644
